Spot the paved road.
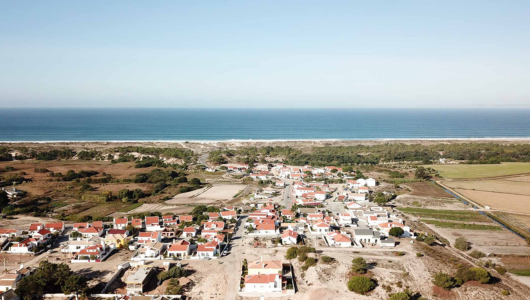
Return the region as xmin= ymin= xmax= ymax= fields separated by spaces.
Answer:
xmin=282 ymin=181 xmax=294 ymax=209
xmin=222 ymin=216 xmax=247 ymax=300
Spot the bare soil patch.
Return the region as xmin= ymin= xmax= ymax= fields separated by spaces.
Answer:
xmin=455 ymin=189 xmax=530 ymax=214
xmin=405 ymin=181 xmax=454 ymax=198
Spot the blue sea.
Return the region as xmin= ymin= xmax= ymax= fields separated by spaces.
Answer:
xmin=0 ymin=108 xmax=529 ymax=141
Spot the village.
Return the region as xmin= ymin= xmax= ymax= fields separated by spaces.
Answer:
xmin=0 ymin=162 xmax=421 ymax=299
xmin=1 ymin=145 xmax=530 ymax=300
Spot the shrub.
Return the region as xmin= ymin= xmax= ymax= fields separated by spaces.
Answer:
xmin=454 ymin=237 xmax=470 ymax=251
xmin=469 ymin=250 xmax=486 ymax=259
xmin=305 ymin=257 xmax=317 ymax=267
xmin=432 ymin=272 xmax=459 ymax=289
xmin=298 ymin=253 xmax=308 ymax=262
xmin=455 ymin=267 xmax=491 ymax=284
xmin=416 ymin=252 xmax=423 ymax=257
xmin=395 ymin=251 xmax=405 ymax=256
xmin=501 ymin=290 xmax=510 ymax=296
xmin=351 ymin=257 xmax=368 ymax=274
xmin=495 ymin=266 xmax=507 ymax=275
xmin=389 ymin=227 xmax=404 ymax=237
xmin=424 ymin=235 xmax=436 ymax=246
xmin=347 ymin=276 xmax=376 ymax=294
xmin=321 ymin=256 xmax=334 ymax=263
xmin=388 ymin=291 xmax=411 ymax=300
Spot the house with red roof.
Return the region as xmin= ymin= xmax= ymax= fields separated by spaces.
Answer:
xmin=77 ymin=226 xmax=105 ymax=239
xmin=73 ymin=223 xmax=90 ymax=231
xmin=144 ymin=216 xmax=161 ymax=232
xmin=312 ymin=221 xmax=331 ymax=234
xmin=131 ymin=218 xmax=143 ymax=229
xmin=73 ymin=244 xmax=110 ymax=262
xmin=203 ymin=221 xmax=225 ymax=231
xmin=33 ymin=229 xmax=51 ymax=240
xmin=8 ymin=238 xmax=40 ymax=253
xmin=220 ymin=210 xmax=237 ymax=220
xmin=113 ymin=217 xmax=129 ymax=230
xmin=28 ymin=223 xmax=43 ymax=235
xmin=138 ymin=231 xmax=162 ymax=244
xmin=182 ymin=226 xmax=197 ymax=238
xmin=281 ymin=209 xmax=294 ymax=220
xmin=243 ymin=274 xmax=282 ymax=293
xmin=167 ymin=240 xmax=190 ymax=258
xmin=197 ymin=241 xmax=218 ymax=258
xmin=44 ymin=222 xmax=64 ymax=233
xmin=281 ymin=230 xmax=298 ymax=245
xmin=325 ymin=232 xmax=353 ymax=247
xmin=0 ymin=228 xmax=19 ymax=237
xmin=254 ymin=223 xmax=277 ymax=235
xmin=208 ymin=212 xmax=221 ymax=221
xmin=358 ymin=186 xmax=370 ymax=194
xmin=179 ymin=215 xmax=193 ymax=223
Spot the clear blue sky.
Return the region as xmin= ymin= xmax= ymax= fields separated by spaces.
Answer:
xmin=1 ymin=1 xmax=529 ymax=108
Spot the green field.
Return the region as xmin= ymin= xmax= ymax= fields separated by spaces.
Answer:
xmin=428 ymin=162 xmax=530 ymax=179
xmin=509 ymin=269 xmax=530 ymax=276
xmin=421 ymin=219 xmax=502 ymax=231
xmin=398 ymin=208 xmax=489 ymax=222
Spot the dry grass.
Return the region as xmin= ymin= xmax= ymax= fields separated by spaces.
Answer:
xmin=456 ymin=189 xmax=530 ymax=214
xmin=445 ymin=180 xmax=530 ymax=196
xmin=429 ymin=162 xmax=530 ymax=179
xmin=404 ymin=182 xmax=453 ymax=198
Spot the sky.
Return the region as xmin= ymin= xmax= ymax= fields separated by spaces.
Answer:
xmin=0 ymin=1 xmax=529 ymax=108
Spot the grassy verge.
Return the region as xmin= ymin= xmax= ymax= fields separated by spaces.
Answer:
xmin=119 ymin=202 xmax=143 ymax=212
xmin=398 ymin=208 xmax=489 ymax=222
xmin=509 ymin=269 xmax=530 ymax=276
xmin=421 ymin=219 xmax=502 ymax=230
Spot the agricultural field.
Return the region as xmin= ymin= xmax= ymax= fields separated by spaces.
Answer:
xmin=455 ymin=189 xmax=530 ymax=214
xmin=429 ymin=162 xmax=530 ymax=179
xmin=398 ymin=207 xmax=491 ymax=222
xmin=444 ymin=180 xmax=530 ymax=196
xmin=166 ymin=184 xmax=246 ymax=205
xmin=403 ymin=181 xmax=453 ymax=198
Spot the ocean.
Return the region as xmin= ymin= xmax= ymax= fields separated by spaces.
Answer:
xmin=0 ymin=108 xmax=529 ymax=142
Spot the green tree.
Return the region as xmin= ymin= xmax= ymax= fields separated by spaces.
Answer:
xmin=455 ymin=267 xmax=491 ymax=284
xmin=351 ymin=257 xmax=368 ymax=274
xmin=415 ymin=167 xmax=428 ymax=179
xmin=62 ymin=275 xmax=88 ymax=297
xmin=347 ymin=276 xmax=376 ymax=294
xmin=389 ymin=227 xmax=404 ymax=237
xmin=373 ymin=192 xmax=388 ymax=205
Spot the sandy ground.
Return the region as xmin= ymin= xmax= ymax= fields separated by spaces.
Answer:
xmin=424 ymin=224 xmax=529 ymax=255
xmin=118 ymin=203 xmax=193 ymax=216
xmin=456 ymin=189 xmax=530 ymax=214
xmin=445 ymin=180 xmax=530 ymax=196
xmin=0 ymin=215 xmax=60 ymax=230
xmin=166 ymin=184 xmax=246 ymax=205
xmin=395 ymin=195 xmax=470 ymax=210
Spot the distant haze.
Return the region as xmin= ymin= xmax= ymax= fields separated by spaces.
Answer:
xmin=0 ymin=1 xmax=529 ymax=108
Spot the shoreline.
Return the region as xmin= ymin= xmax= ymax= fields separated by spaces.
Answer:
xmin=2 ymin=137 xmax=530 ymax=143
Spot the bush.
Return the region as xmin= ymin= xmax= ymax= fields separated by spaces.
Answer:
xmin=424 ymin=235 xmax=436 ymax=246
xmin=351 ymin=257 xmax=368 ymax=274
xmin=347 ymin=276 xmax=376 ymax=294
xmin=495 ymin=266 xmax=507 ymax=275
xmin=416 ymin=252 xmax=423 ymax=257
xmin=501 ymin=290 xmax=510 ymax=296
xmin=321 ymin=256 xmax=334 ymax=263
xmin=388 ymin=291 xmax=411 ymax=300
xmin=389 ymin=227 xmax=404 ymax=237
xmin=432 ymin=272 xmax=459 ymax=290
xmin=298 ymin=253 xmax=308 ymax=262
xmin=285 ymin=247 xmax=298 ymax=260
xmin=455 ymin=267 xmax=491 ymax=284
xmin=305 ymin=257 xmax=317 ymax=267
xmin=469 ymin=250 xmax=486 ymax=259
xmin=454 ymin=237 xmax=470 ymax=251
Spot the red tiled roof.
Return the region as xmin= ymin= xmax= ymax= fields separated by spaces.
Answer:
xmin=245 ymin=274 xmax=278 ymax=284
xmin=114 ymin=218 xmax=128 ymax=225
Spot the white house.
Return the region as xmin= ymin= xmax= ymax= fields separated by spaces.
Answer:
xmin=350 ymin=193 xmax=367 ymax=202
xmin=144 ymin=217 xmax=161 ymax=232
xmin=8 ymin=238 xmax=39 ymax=253
xmin=137 ymin=242 xmax=165 ymax=259
xmin=354 ymin=229 xmax=381 ymax=245
xmin=366 ymin=178 xmax=377 ymax=187
xmin=325 ymin=232 xmax=353 ymax=247
xmin=377 ymin=222 xmax=412 ymax=237
xmin=113 ymin=218 xmax=129 ymax=230
xmin=167 ymin=240 xmax=190 ymax=259
xmin=281 ymin=230 xmax=298 ymax=245
xmin=254 ymin=223 xmax=277 ymax=235
xmin=138 ymin=231 xmax=162 ymax=243
xmin=312 ymin=221 xmax=330 ymax=234
xmin=203 ymin=221 xmax=225 ymax=231
xmin=338 ymin=213 xmax=353 ymax=226
xmin=243 ymin=274 xmax=282 ymax=293
xmin=220 ymin=211 xmax=237 ymax=220
xmin=358 ymin=186 xmax=370 ymax=194
xmin=197 ymin=241 xmax=218 ymax=258
xmin=182 ymin=227 xmax=197 ymax=238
